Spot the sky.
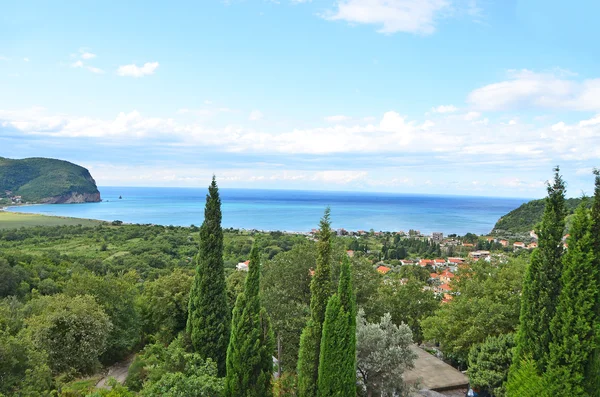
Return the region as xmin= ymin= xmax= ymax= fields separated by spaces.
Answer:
xmin=1 ymin=0 xmax=600 ymax=198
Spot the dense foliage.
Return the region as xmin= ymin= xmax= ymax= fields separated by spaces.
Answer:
xmin=421 ymin=257 xmax=525 ymax=366
xmin=0 ymin=156 xmax=100 ymax=202
xmin=297 ymin=209 xmax=333 ymax=397
xmin=225 ymin=245 xmax=275 ymax=396
xmin=356 ymin=310 xmax=416 ymax=396
xmin=317 ymin=257 xmax=356 ymax=396
xmin=491 ymin=196 xmax=582 ymax=237
xmin=513 ymin=167 xmax=566 ymax=372
xmin=187 ymin=177 xmax=231 ymax=376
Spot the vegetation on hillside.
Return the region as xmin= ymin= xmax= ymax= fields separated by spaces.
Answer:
xmin=0 ymin=157 xmax=100 ymax=203
xmin=8 ymin=169 xmax=600 ymax=396
xmin=491 ymin=196 xmax=584 ymax=236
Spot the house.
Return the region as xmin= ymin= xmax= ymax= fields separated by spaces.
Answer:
xmin=447 ymin=257 xmax=464 ymax=265
xmin=432 ymin=232 xmax=443 ymax=242
xmin=469 ymin=250 xmax=490 ymax=260
xmin=236 ymin=260 xmax=250 ymax=271
xmin=439 ymin=269 xmax=455 ymax=284
xmin=499 ymin=239 xmax=509 ymax=247
xmin=419 ymin=259 xmax=434 ymax=267
xmin=346 ymin=250 xmax=355 ymax=258
xmin=433 ymin=259 xmax=446 ymax=268
xmin=434 ymin=283 xmax=452 ymax=295
xmin=513 ymin=242 xmax=526 ymax=249
xmin=530 ymin=230 xmax=538 ymax=240
xmin=377 ymin=265 xmax=391 ymax=274
xmin=400 ymin=260 xmax=414 ymax=266
xmin=430 ymin=272 xmax=440 ymax=280
xmin=462 ymin=242 xmax=475 ymax=248
xmin=527 ymin=242 xmax=538 ymax=249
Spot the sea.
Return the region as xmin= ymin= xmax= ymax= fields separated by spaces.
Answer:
xmin=6 ymin=187 xmax=530 ymax=235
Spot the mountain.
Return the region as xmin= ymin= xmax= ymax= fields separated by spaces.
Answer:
xmin=491 ymin=197 xmax=584 ymax=236
xmin=0 ymin=157 xmax=101 ymax=204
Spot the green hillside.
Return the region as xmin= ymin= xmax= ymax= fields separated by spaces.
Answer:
xmin=0 ymin=157 xmax=101 ymax=203
xmin=491 ymin=197 xmax=584 ymax=236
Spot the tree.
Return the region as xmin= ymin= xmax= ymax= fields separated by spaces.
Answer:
xmin=141 ymin=268 xmax=193 ymax=344
xmin=513 ymin=167 xmax=566 ymax=372
xmin=262 ymin=243 xmax=315 ymax=373
xmin=187 ymin=176 xmax=230 ymax=376
xmin=225 ymin=245 xmax=275 ymax=397
xmin=24 ymin=294 xmax=112 ymax=374
xmin=544 ymin=198 xmax=599 ymax=396
xmin=318 ymin=257 xmax=356 ymax=396
xmin=421 ymin=258 xmax=524 ymax=366
xmin=587 ymin=169 xmax=600 ymax=395
xmin=65 ymin=270 xmax=141 ymax=363
xmin=297 ymin=208 xmax=333 ymax=397
xmin=505 ymin=357 xmax=546 ymax=397
xmin=468 ymin=333 xmax=515 ymax=397
xmin=374 ymin=275 xmax=439 ymax=343
xmin=128 ymin=337 xmax=224 ymax=397
xmin=356 ymin=310 xmax=416 ymax=397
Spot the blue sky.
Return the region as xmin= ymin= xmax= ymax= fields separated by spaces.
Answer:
xmin=1 ymin=0 xmax=600 ymax=198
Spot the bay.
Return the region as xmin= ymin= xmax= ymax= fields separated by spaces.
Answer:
xmin=7 ymin=187 xmax=529 ymax=235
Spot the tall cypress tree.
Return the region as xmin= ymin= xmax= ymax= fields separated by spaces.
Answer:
xmin=318 ymin=256 xmax=357 ymax=396
xmin=586 ymin=169 xmax=600 ymax=396
xmin=297 ymin=208 xmax=333 ymax=397
xmin=187 ymin=176 xmax=230 ymax=376
xmin=545 ymin=199 xmax=598 ymax=396
xmin=225 ymin=245 xmax=275 ymax=397
xmin=513 ymin=166 xmax=566 ymax=372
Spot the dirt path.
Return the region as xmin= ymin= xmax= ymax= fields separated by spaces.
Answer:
xmin=95 ymin=356 xmax=134 ymax=389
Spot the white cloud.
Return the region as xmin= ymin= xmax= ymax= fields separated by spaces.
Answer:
xmin=81 ymin=52 xmax=96 ymax=60
xmin=325 ymin=0 xmax=451 ymax=34
xmin=325 ymin=115 xmax=351 ymax=122
xmin=23 ymin=57 xmax=29 ymax=62
xmin=463 ymin=111 xmax=480 ymax=121
xmin=71 ymin=60 xmax=84 ymax=68
xmin=86 ymin=66 xmax=105 ymax=74
xmin=468 ymin=69 xmax=600 ymax=111
xmin=432 ymin=105 xmax=458 ymax=113
xmin=117 ymin=62 xmax=159 ymax=77
xmin=508 ymin=119 xmax=517 ymax=125
xmin=204 ymin=100 xmax=213 ymax=105
xmin=249 ymin=110 xmax=264 ymax=121
xmin=0 ymin=56 xmax=9 ymax=61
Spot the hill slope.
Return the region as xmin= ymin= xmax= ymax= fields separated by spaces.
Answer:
xmin=0 ymin=157 xmax=101 ymax=203
xmin=491 ymin=197 xmax=584 ymax=236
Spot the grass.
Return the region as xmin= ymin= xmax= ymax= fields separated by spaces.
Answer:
xmin=0 ymin=211 xmax=106 ymax=229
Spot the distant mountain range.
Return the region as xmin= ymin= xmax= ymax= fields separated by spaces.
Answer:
xmin=491 ymin=197 xmax=585 ymax=236
xmin=0 ymin=157 xmax=101 ymax=204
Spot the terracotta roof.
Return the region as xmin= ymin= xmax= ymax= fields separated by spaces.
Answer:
xmin=430 ymin=273 xmax=439 ymax=278
xmin=448 ymin=258 xmax=463 ymax=263
xmin=377 ymin=265 xmax=391 ymax=274
xmin=441 ymin=270 xmax=455 ymax=278
xmin=439 ymin=283 xmax=452 ymax=291
xmin=434 ymin=259 xmax=446 ymax=263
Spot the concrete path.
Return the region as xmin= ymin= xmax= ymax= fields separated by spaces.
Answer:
xmin=95 ymin=356 xmax=134 ymax=389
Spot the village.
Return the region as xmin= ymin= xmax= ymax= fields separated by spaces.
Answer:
xmin=234 ymin=227 xmax=554 ymax=307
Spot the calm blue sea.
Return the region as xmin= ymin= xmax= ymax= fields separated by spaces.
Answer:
xmin=6 ymin=187 xmax=529 ymax=235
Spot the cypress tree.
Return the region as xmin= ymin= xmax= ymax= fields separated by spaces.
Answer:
xmin=586 ymin=169 xmax=600 ymax=396
xmin=512 ymin=167 xmax=566 ymax=372
xmin=225 ymin=245 xmax=275 ymax=397
xmin=318 ymin=256 xmax=357 ymax=396
xmin=545 ymin=199 xmax=598 ymax=396
xmin=187 ymin=176 xmax=230 ymax=376
xmin=297 ymin=208 xmax=333 ymax=397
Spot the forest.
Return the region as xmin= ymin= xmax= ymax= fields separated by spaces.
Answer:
xmin=1 ymin=168 xmax=599 ymax=396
